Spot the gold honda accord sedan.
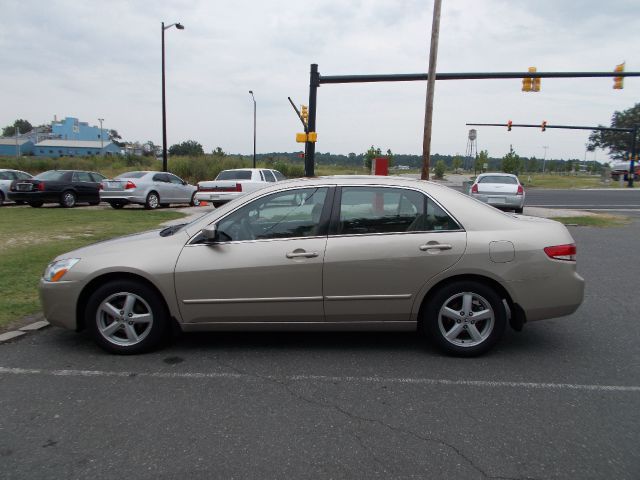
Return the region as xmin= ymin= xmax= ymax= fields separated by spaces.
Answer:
xmin=40 ymin=176 xmax=584 ymax=356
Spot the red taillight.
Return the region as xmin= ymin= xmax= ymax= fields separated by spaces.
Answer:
xmin=517 ymin=185 xmax=524 ymax=195
xmin=99 ymin=183 xmax=104 ymax=190
xmin=235 ymin=182 xmax=242 ymax=192
xmin=37 ymin=182 xmax=45 ymax=191
xmin=125 ymin=181 xmax=136 ymax=190
xmin=544 ymin=244 xmax=576 ymax=261
xmin=471 ymin=183 xmax=478 ymax=193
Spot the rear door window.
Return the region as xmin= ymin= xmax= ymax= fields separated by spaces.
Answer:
xmin=73 ymin=172 xmax=93 ymax=182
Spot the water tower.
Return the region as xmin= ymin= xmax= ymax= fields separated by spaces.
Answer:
xmin=465 ymin=129 xmax=478 ymax=170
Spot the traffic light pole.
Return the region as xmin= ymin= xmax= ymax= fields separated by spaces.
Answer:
xmin=468 ymin=122 xmax=638 ymax=187
xmin=304 ymin=64 xmax=320 ymax=177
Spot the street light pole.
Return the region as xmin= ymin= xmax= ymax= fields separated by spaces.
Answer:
xmin=161 ymin=21 xmax=184 ymax=172
xmin=542 ymin=146 xmax=549 ymax=173
xmin=98 ymin=118 xmax=104 ymax=152
xmin=249 ymin=90 xmax=256 ymax=168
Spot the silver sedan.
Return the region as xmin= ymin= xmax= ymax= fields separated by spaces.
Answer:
xmin=40 ymin=176 xmax=583 ymax=356
xmin=100 ymin=171 xmax=198 ymax=209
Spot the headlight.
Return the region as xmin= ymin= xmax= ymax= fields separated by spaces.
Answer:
xmin=43 ymin=258 xmax=80 ymax=282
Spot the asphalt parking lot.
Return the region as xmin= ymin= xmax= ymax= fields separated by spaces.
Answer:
xmin=1 ymin=216 xmax=639 ymax=479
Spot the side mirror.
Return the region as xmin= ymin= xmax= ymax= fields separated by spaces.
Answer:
xmin=202 ymin=224 xmax=218 ymax=243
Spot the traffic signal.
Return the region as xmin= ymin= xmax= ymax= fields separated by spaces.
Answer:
xmin=541 ymin=120 xmax=547 ymax=132
xmin=522 ymin=77 xmax=532 ymax=92
xmin=613 ymin=62 xmax=625 ymax=89
xmin=300 ymin=105 xmax=308 ymax=124
xmin=522 ymin=67 xmax=540 ymax=92
xmin=507 ymin=120 xmax=513 ymax=131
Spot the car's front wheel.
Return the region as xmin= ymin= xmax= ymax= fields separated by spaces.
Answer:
xmin=424 ymin=280 xmax=506 ymax=357
xmin=145 ymin=191 xmax=159 ymax=210
xmin=85 ymin=280 xmax=170 ymax=354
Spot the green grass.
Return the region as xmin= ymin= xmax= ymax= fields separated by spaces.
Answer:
xmin=519 ymin=174 xmax=613 ymax=189
xmin=0 ymin=208 xmax=185 ymax=328
xmin=550 ymin=215 xmax=630 ymax=228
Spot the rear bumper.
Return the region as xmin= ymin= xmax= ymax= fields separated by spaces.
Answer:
xmin=471 ymin=193 xmax=524 ymax=209
xmin=7 ymin=191 xmax=59 ymax=203
xmin=507 ymin=269 xmax=584 ymax=322
xmin=100 ymin=192 xmax=145 ymax=204
xmin=195 ymin=191 xmax=243 ymax=203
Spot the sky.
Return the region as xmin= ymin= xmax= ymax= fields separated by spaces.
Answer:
xmin=1 ymin=0 xmax=638 ymax=161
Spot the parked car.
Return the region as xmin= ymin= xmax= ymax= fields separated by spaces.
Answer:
xmin=40 ymin=176 xmax=584 ymax=356
xmin=469 ymin=173 xmax=525 ymax=213
xmin=0 ymin=169 xmax=33 ymax=205
xmin=610 ymin=160 xmax=640 ymax=181
xmin=195 ymin=168 xmax=285 ymax=207
xmin=8 ymin=169 xmax=105 ymax=208
xmin=100 ymin=171 xmax=199 ymax=209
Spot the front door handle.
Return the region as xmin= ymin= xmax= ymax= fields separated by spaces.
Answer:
xmin=419 ymin=243 xmax=452 ymax=251
xmin=286 ymin=250 xmax=319 ymax=259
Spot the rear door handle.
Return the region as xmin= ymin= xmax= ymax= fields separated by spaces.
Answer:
xmin=419 ymin=243 xmax=452 ymax=251
xmin=286 ymin=250 xmax=319 ymax=259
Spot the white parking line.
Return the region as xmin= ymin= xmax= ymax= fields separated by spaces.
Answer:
xmin=1 ymin=366 xmax=638 ymax=393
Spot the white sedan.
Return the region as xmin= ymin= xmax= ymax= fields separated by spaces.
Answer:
xmin=469 ymin=173 xmax=525 ymax=213
xmin=195 ymin=168 xmax=285 ymax=207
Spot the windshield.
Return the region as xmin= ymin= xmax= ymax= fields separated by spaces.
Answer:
xmin=34 ymin=171 xmax=67 ymax=181
xmin=216 ymin=170 xmax=252 ymax=180
xmin=115 ymin=171 xmax=147 ymax=179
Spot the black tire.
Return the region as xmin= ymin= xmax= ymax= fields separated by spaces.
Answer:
xmin=145 ymin=191 xmax=159 ymax=210
xmin=29 ymin=201 xmax=43 ymax=208
xmin=85 ymin=280 xmax=170 ymax=355
xmin=423 ymin=280 xmax=506 ymax=357
xmin=514 ymin=207 xmax=523 ymax=214
xmin=0 ymin=191 xmax=4 ymax=206
xmin=109 ymin=202 xmax=125 ymax=209
xmin=190 ymin=193 xmax=200 ymax=207
xmin=60 ymin=190 xmax=77 ymax=208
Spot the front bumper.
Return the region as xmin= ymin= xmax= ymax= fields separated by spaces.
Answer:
xmin=39 ymin=279 xmax=82 ymax=330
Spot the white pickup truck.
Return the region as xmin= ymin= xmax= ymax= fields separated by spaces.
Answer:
xmin=195 ymin=168 xmax=285 ymax=207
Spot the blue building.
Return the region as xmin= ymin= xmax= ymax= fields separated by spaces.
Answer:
xmin=0 ymin=138 xmax=34 ymax=156
xmin=51 ymin=117 xmax=108 ymax=142
xmin=34 ymin=140 xmax=121 ymax=157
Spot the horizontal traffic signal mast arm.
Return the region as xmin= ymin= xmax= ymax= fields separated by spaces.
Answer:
xmin=466 ymin=123 xmax=635 ymax=133
xmin=318 ymin=71 xmax=640 ymax=84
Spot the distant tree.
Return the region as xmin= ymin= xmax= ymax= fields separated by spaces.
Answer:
xmin=142 ymin=141 xmax=158 ymax=156
xmin=501 ymin=147 xmax=521 ymax=174
xmin=434 ymin=160 xmax=446 ymax=179
xmin=588 ymin=103 xmax=640 ymax=160
xmin=363 ymin=145 xmax=394 ymax=169
xmin=452 ymin=155 xmax=463 ymax=172
xmin=212 ymin=146 xmax=226 ymax=157
xmin=527 ymin=156 xmax=538 ymax=173
xmin=476 ymin=150 xmax=489 ymax=173
xmin=169 ymin=140 xmax=204 ymax=156
xmin=2 ymin=119 xmax=33 ymax=137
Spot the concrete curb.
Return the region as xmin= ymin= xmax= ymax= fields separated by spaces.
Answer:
xmin=0 ymin=320 xmax=50 ymax=344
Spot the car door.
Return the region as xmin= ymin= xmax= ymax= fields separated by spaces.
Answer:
xmin=72 ymin=171 xmax=98 ymax=201
xmin=167 ymin=173 xmax=190 ymax=202
xmin=174 ymin=186 xmax=333 ymax=325
xmin=151 ymin=173 xmax=173 ymax=202
xmin=323 ymin=186 xmax=467 ymax=323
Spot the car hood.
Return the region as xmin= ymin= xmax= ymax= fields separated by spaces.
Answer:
xmin=54 ymin=229 xmax=169 ymax=261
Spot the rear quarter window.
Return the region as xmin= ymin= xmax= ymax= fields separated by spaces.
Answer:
xmin=216 ymin=170 xmax=253 ymax=180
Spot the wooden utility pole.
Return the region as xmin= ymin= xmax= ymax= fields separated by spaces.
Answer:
xmin=421 ymin=0 xmax=442 ymax=180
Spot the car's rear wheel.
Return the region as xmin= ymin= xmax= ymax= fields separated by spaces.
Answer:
xmin=60 ymin=190 xmax=77 ymax=208
xmin=0 ymin=191 xmax=4 ymax=206
xmin=190 ymin=193 xmax=200 ymax=207
xmin=85 ymin=280 xmax=169 ymax=354
xmin=145 ymin=191 xmax=159 ymax=210
xmin=29 ymin=201 xmax=43 ymax=208
xmin=424 ymin=280 xmax=506 ymax=357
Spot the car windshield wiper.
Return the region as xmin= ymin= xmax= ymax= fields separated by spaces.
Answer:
xmin=159 ymin=223 xmax=187 ymax=237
